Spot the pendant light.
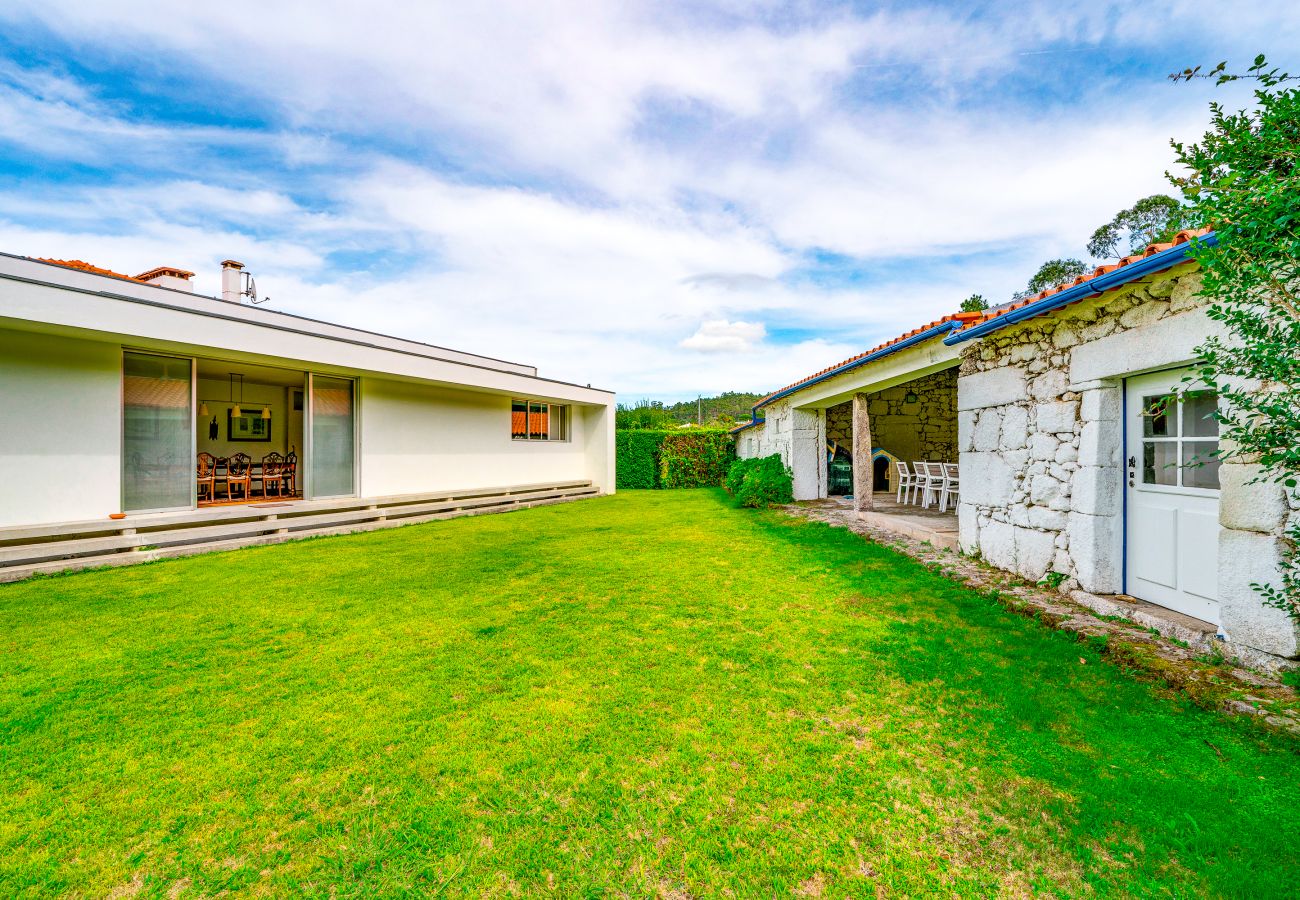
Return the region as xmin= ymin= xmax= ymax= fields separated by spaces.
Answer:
xmin=199 ymin=399 xmax=209 ymax=416
xmin=229 ymin=372 xmax=243 ymax=418
xmin=261 ymin=402 xmax=271 ymax=419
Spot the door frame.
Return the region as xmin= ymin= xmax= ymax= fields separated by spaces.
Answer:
xmin=1121 ymin=365 xmax=1222 ymax=621
xmin=120 ymin=348 xmax=197 ymax=514
xmin=304 ymin=372 xmax=360 ymax=500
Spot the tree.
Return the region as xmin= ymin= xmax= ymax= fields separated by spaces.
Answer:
xmin=615 ymin=399 xmax=677 ymax=430
xmin=1015 ymin=258 xmax=1088 ymax=300
xmin=1086 ymin=194 xmax=1198 ymax=260
xmin=959 ymin=294 xmax=988 ymax=313
xmin=1170 ymin=56 xmax=1300 ymax=618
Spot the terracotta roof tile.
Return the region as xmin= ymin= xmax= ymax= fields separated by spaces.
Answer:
xmin=747 ymin=227 xmax=1212 ymax=417
xmin=947 ymin=227 xmax=1212 ymax=334
xmin=36 ymin=257 xmax=148 ymax=283
xmin=754 ymin=310 xmax=983 ymax=408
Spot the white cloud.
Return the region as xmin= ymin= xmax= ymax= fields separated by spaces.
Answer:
xmin=680 ymin=319 xmax=767 ymax=352
xmin=1 ymin=0 xmax=1298 ymax=402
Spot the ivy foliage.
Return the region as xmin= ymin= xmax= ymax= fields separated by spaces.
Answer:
xmin=615 ymin=429 xmax=735 ymax=489
xmin=1170 ymin=56 xmax=1300 ymax=617
xmin=660 ymin=432 xmax=736 ymax=489
xmin=725 ymin=455 xmax=794 ymax=508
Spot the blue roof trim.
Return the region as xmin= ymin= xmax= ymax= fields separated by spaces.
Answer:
xmin=944 ymin=231 xmax=1217 ymax=345
xmin=730 ymin=417 xmax=765 ymax=434
xmin=755 ymin=319 xmax=963 ymax=412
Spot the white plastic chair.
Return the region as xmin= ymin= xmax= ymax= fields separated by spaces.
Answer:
xmin=938 ymin=462 xmax=960 ymax=513
xmin=913 ymin=461 xmax=936 ymax=507
xmin=894 ymin=460 xmax=915 ymax=504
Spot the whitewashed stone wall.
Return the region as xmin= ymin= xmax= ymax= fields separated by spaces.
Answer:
xmin=734 ymin=399 xmax=826 ymax=500
xmin=957 ymin=267 xmax=1298 ymax=660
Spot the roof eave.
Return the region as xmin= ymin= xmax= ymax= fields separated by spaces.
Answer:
xmin=944 ymin=232 xmax=1217 ymax=345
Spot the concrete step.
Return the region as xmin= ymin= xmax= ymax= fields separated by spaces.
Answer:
xmin=0 ymin=483 xmax=599 ymax=583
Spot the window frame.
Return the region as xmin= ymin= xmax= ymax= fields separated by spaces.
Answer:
xmin=511 ymin=398 xmax=570 ymax=442
xmin=1137 ymin=389 xmax=1221 ymax=495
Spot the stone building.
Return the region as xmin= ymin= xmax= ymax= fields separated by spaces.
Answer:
xmin=733 ymin=229 xmax=1298 ymax=667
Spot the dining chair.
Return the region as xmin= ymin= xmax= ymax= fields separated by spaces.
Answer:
xmin=282 ymin=450 xmax=298 ymax=497
xmin=894 ymin=460 xmax=915 ymax=504
xmin=226 ymin=452 xmax=253 ymax=502
xmin=257 ymin=452 xmax=284 ymax=498
xmin=213 ymin=456 xmax=230 ymax=501
xmin=196 ymin=452 xmax=216 ymax=503
xmin=912 ymin=461 xmax=933 ymax=507
xmin=917 ymin=462 xmax=944 ymax=509
xmin=939 ymin=462 xmax=960 ymax=513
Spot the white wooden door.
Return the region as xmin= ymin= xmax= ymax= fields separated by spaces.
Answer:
xmin=1124 ymin=368 xmax=1222 ymax=624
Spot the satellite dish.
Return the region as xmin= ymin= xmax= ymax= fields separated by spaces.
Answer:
xmin=242 ymin=272 xmax=270 ymax=305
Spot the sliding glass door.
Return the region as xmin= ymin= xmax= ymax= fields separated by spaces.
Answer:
xmin=123 ymin=351 xmax=194 ymax=512
xmin=307 ymin=374 xmax=356 ymax=498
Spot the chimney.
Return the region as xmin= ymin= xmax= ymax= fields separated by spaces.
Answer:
xmin=135 ymin=266 xmax=195 ymax=291
xmin=221 ymin=259 xmax=245 ymax=303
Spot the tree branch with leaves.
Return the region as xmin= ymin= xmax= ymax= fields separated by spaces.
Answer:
xmin=1170 ymin=56 xmax=1300 ymax=618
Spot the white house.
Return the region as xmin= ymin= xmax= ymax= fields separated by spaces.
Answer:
xmin=734 ymin=229 xmax=1299 ymax=667
xmin=0 ymin=254 xmax=614 ymax=575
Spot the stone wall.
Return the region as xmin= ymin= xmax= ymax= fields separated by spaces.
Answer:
xmin=826 ymin=368 xmax=958 ymax=463
xmin=956 ymin=265 xmax=1298 ymax=661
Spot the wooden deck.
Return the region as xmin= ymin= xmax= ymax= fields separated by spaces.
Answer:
xmin=0 ymin=480 xmax=600 ymax=583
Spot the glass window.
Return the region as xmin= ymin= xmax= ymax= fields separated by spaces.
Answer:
xmin=512 ymin=399 xmax=569 ymax=441
xmin=1181 ymin=441 xmax=1221 ymax=490
xmin=1182 ymin=391 xmax=1219 ymax=437
xmin=310 ymin=375 xmax=355 ymax=497
xmin=529 ymin=401 xmax=547 ymax=440
xmin=1143 ymin=441 xmax=1178 ymax=486
xmin=550 ymin=404 xmax=569 ymax=441
xmin=1141 ymin=394 xmax=1173 ymax=437
xmin=511 ymin=400 xmax=528 ymax=439
xmin=123 ymin=352 xmax=192 ymax=511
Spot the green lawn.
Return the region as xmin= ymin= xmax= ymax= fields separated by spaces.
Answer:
xmin=1 ymin=491 xmax=1297 ymax=897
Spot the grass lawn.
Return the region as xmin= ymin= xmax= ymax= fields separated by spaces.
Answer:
xmin=1 ymin=490 xmax=1298 ymax=897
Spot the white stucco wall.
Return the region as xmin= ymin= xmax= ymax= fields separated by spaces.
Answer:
xmin=357 ymin=379 xmax=609 ymax=498
xmin=0 ymin=328 xmax=122 ymax=526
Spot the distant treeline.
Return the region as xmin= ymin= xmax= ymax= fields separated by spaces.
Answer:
xmin=616 ymin=392 xmax=765 ymax=429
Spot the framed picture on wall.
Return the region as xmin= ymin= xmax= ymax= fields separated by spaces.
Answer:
xmin=228 ymin=409 xmax=272 ymax=442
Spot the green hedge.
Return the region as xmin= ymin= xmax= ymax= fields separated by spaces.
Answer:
xmin=724 ymin=454 xmax=794 ymax=508
xmin=615 ymin=429 xmax=735 ymax=489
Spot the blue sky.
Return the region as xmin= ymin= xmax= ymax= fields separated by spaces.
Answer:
xmin=0 ymin=2 xmax=1296 ymax=401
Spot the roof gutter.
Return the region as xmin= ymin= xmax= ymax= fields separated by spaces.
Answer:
xmin=751 ymin=318 xmax=964 ymax=418
xmin=944 ymin=231 xmax=1217 ymax=345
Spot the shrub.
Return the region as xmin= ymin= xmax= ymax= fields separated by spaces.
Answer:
xmin=659 ymin=431 xmax=735 ymax=488
xmin=726 ymin=454 xmax=794 ymax=508
xmin=725 ymin=456 xmax=757 ymax=495
xmin=617 ymin=429 xmax=735 ymax=489
xmin=615 ymin=430 xmax=666 ymax=489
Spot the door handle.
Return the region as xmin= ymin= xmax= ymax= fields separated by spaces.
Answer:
xmin=1127 ymin=455 xmax=1136 ymax=469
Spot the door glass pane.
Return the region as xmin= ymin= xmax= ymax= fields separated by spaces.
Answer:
xmin=1141 ymin=394 xmax=1173 ymax=437
xmin=311 ymin=376 xmax=355 ymax=497
xmin=1142 ymin=441 xmax=1178 ymax=486
xmin=511 ymin=400 xmax=528 ymax=439
xmin=528 ymin=402 xmax=548 ymax=440
xmin=1181 ymin=441 xmax=1221 ymax=490
xmin=1182 ymin=391 xmax=1219 ymax=437
xmin=123 ymin=352 xmax=192 ymax=510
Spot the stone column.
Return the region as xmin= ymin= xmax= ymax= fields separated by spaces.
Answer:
xmin=790 ymin=407 xmax=822 ymax=501
xmin=852 ymin=392 xmax=873 ymax=512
